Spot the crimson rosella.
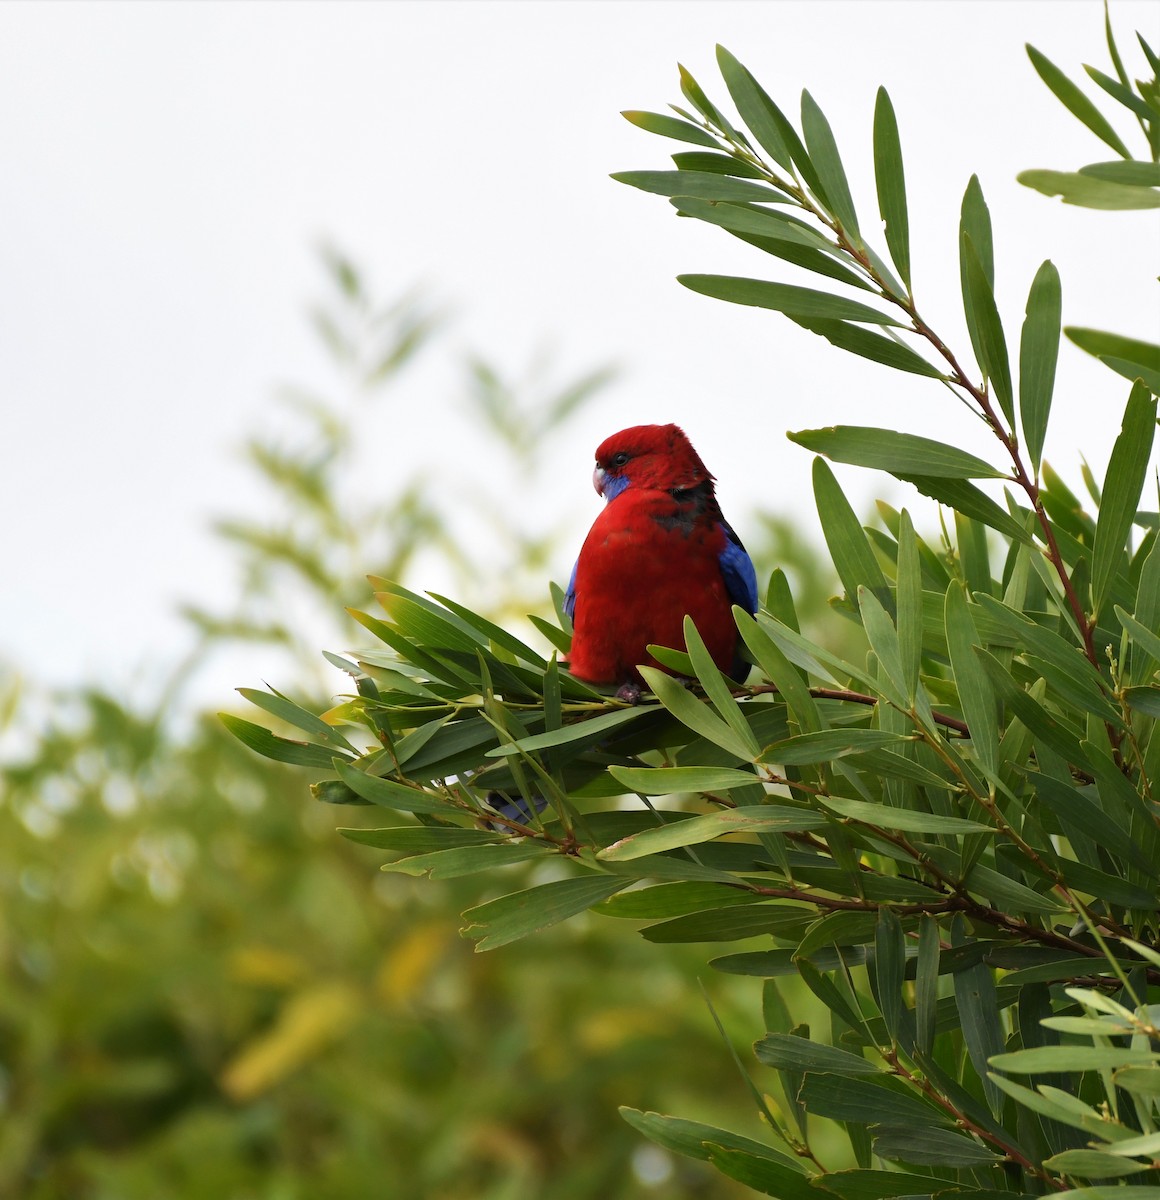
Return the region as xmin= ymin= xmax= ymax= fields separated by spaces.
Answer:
xmin=564 ymin=423 xmax=757 ymax=699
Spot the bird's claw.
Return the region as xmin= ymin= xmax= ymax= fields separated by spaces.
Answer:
xmin=614 ymin=682 xmax=643 ymax=705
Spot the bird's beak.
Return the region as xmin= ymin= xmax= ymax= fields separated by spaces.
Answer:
xmin=592 ymin=465 xmax=606 ymax=496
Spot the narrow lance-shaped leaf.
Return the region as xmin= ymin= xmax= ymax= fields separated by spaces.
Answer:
xmin=621 ymin=109 xmax=720 ymax=147
xmin=611 ymin=170 xmax=789 ymax=204
xmin=715 ymin=45 xmax=794 ymax=171
xmin=598 ymin=805 xmax=827 ymax=861
xmin=873 ymin=87 xmax=911 ymax=293
xmin=1084 ymin=65 xmax=1159 ymax=124
xmin=875 ymin=907 xmax=906 ymax=1045
xmin=1019 ymin=260 xmax=1062 ymax=477
xmin=639 ymin=666 xmax=759 ymax=762
xmin=899 ymin=474 xmax=1033 ymax=544
xmin=220 ymin=712 xmax=352 ymax=769
xmin=960 ymin=174 xmax=995 ymax=288
xmin=788 ymin=318 xmax=943 ymax=378
xmin=961 ymin=231 xmax=1015 ymax=426
xmin=1092 ymin=383 xmax=1158 ymax=620
xmin=683 ymin=615 xmax=761 ymax=757
xmin=812 ymin=456 xmax=892 ymax=612
xmin=800 ymin=90 xmax=861 ymax=241
xmin=790 ymin=426 xmax=1005 ymax=479
xmin=915 ymin=915 xmax=940 ymax=1057
xmin=952 ymin=916 xmax=1006 ymax=1117
xmin=945 ymin=582 xmax=999 ymax=773
xmin=1017 ymin=169 xmax=1160 ymax=211
xmin=1026 ymin=43 xmax=1132 ymax=158
xmin=461 ymin=874 xmax=630 ymax=951
xmin=857 ymin=588 xmax=909 ymax=710
xmin=1066 ymin=327 xmax=1160 ymax=394
xmin=678 ymin=275 xmax=902 ymax=325
xmin=896 ymin=509 xmax=923 ymax=704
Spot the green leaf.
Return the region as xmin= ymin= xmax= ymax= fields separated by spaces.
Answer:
xmin=1081 ymin=159 xmax=1160 ymax=185
xmin=485 ymin=704 xmax=659 ymax=757
xmin=959 ymin=175 xmax=994 ymax=292
xmin=799 ymin=1074 xmax=949 ymax=1127
xmin=858 ymin=588 xmax=910 ymax=709
xmin=874 ymin=907 xmax=906 ymax=1045
xmin=815 ymin=1170 xmax=966 ymax=1200
xmin=679 ymin=275 xmax=902 ymax=325
xmin=1092 ymin=384 xmax=1158 ymax=619
xmin=976 ymin=651 xmax=1089 ymax=765
xmin=381 ymin=842 xmax=550 ymax=879
xmin=607 ymin=766 xmax=763 ymax=796
xmin=1026 ymin=44 xmax=1132 ymax=157
xmin=915 ymin=916 xmax=940 ymax=1057
xmin=621 ymin=109 xmax=719 ymax=147
xmin=644 ymin=905 xmax=813 ymax=944
xmin=715 ymin=46 xmax=795 ymax=171
xmin=237 ymin=686 xmax=359 ymax=753
xmin=760 ymin=729 xmax=911 ymax=765
xmin=219 ymin=712 xmax=350 ymax=769
xmin=953 ymin=947 xmax=1006 ymax=1116
xmin=684 ymin=616 xmax=762 ymax=755
xmin=872 ymin=1126 xmax=1001 ymax=1167
xmin=639 ymin=667 xmax=757 ymax=761
xmin=991 ymin=1046 xmax=1160 ymax=1072
xmin=598 ymin=805 xmax=827 ymax=861
xmin=812 ymin=457 xmax=892 ymax=610
xmin=677 ymin=63 xmax=736 ymax=136
xmin=754 ymin=1033 xmax=879 ymax=1076
xmin=596 ymin=881 xmax=766 ymax=920
xmin=1019 ymin=260 xmax=1062 ymax=477
xmin=791 ymin=426 xmax=1002 ymax=479
xmin=619 ymin=1107 xmax=808 ymax=1173
xmin=1124 ymin=685 xmax=1160 ymax=717
xmin=817 ymin=794 xmax=994 ymax=835
xmin=339 ymin=826 xmax=499 ymax=851
xmin=706 ymin=1146 xmax=820 ymax=1199
xmin=461 ymin=873 xmax=629 ymax=950
xmin=787 ymin=319 xmax=943 ymax=378
xmin=872 ymin=88 xmax=910 ymax=291
xmin=671 ymin=197 xmax=832 ymax=251
xmin=898 ymin=475 xmax=1032 ymax=543
xmin=1066 ymin=327 xmax=1160 ymax=393
xmin=734 ymin=609 xmax=824 ymax=733
xmin=1017 ymin=169 xmax=1160 ymax=210
xmin=427 ymin=592 xmax=548 ymax=667
xmin=945 ymin=583 xmax=999 ymax=772
xmin=961 ymin=231 xmax=1014 ymax=425
xmin=333 ymin=760 xmax=452 ymax=814
xmin=1045 ymin=1151 xmax=1154 ymax=1179
xmin=611 ymin=169 xmax=787 ymax=204
xmin=1118 ymin=606 xmax=1160 ymax=669
xmin=800 ymin=90 xmax=860 ymax=240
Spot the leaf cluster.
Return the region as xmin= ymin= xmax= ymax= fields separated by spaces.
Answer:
xmin=228 ymin=16 xmax=1160 ymax=1199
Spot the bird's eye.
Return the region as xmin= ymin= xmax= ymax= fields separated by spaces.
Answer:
xmin=610 ymin=451 xmax=630 ymax=468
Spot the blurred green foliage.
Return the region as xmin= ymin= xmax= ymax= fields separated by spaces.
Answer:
xmin=0 ymin=249 xmax=838 ymax=1198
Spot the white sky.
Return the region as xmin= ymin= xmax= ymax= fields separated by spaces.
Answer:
xmin=1 ymin=1 xmax=1158 ymax=713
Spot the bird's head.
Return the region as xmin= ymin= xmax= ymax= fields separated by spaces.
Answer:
xmin=591 ymin=423 xmax=714 ymax=501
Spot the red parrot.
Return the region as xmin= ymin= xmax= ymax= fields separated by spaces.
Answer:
xmin=564 ymin=423 xmax=757 ymax=699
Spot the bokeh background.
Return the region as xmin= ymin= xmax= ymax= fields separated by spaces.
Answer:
xmin=1 ymin=3 xmax=1157 ymax=1197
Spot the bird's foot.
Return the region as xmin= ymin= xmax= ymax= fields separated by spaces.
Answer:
xmin=614 ymin=681 xmax=643 ymax=705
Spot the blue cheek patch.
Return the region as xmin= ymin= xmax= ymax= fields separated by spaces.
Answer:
xmin=601 ymin=473 xmax=630 ymax=502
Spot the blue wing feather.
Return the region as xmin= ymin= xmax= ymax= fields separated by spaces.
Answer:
xmin=718 ymin=521 xmax=758 ymax=615
xmin=563 ymin=558 xmax=579 ymax=621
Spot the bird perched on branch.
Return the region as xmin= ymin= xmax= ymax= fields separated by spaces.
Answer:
xmin=564 ymin=423 xmax=757 ymax=700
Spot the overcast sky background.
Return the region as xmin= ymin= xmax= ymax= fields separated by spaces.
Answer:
xmin=2 ymin=1 xmax=1157 ymax=716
